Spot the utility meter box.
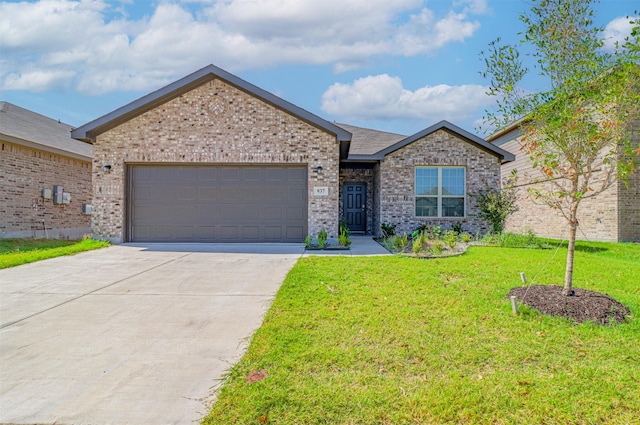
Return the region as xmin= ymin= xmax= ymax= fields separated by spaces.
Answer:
xmin=42 ymin=188 xmax=52 ymax=199
xmin=53 ymin=185 xmax=64 ymax=204
xmin=62 ymin=192 xmax=71 ymax=204
xmin=82 ymin=204 xmax=92 ymax=215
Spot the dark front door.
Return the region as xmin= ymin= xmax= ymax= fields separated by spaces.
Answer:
xmin=343 ymin=183 xmax=366 ymax=232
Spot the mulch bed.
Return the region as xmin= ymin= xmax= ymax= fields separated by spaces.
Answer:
xmin=508 ymin=285 xmax=631 ymax=325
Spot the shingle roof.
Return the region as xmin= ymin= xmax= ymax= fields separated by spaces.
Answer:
xmin=0 ymin=101 xmax=92 ymax=161
xmin=334 ymin=123 xmax=406 ymax=156
xmin=347 ymin=120 xmax=514 ymax=163
xmin=71 ymin=64 xmax=352 ymax=145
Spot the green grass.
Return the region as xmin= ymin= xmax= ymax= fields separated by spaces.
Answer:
xmin=204 ymin=241 xmax=639 ymax=425
xmin=0 ymin=238 xmax=110 ymax=269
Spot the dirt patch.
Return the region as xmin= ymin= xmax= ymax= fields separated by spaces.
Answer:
xmin=508 ymin=285 xmax=631 ymax=325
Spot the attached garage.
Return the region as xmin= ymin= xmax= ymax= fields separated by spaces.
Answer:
xmin=71 ymin=65 xmax=351 ymax=244
xmin=127 ymin=165 xmax=307 ymax=243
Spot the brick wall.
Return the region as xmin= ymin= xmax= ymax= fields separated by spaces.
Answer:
xmin=0 ymin=141 xmax=91 ymax=238
xmin=378 ymin=129 xmax=500 ymax=236
xmin=619 ymin=168 xmax=640 ymax=241
xmin=503 ymin=178 xmax=621 ymax=242
xmin=91 ymin=78 xmax=340 ymax=243
xmin=499 ymin=132 xmax=639 ymax=242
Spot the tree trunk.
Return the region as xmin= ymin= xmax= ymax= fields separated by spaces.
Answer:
xmin=563 ymin=216 xmax=578 ymax=296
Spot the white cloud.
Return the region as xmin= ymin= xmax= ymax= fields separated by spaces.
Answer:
xmin=1 ymin=69 xmax=76 ymax=92
xmin=603 ymin=16 xmax=637 ymax=51
xmin=0 ymin=0 xmax=485 ymax=94
xmin=321 ymin=74 xmax=493 ymax=125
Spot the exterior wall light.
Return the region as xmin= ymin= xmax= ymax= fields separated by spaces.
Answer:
xmin=102 ymin=164 xmax=112 ymax=172
xmin=316 ymin=166 xmax=323 ymax=174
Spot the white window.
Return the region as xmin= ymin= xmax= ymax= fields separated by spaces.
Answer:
xmin=415 ymin=167 xmax=465 ymax=217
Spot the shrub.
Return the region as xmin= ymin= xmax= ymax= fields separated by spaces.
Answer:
xmin=412 ymin=237 xmax=423 ymax=254
xmin=460 ymin=232 xmax=472 ymax=243
xmin=339 ymin=219 xmax=349 ymax=237
xmin=338 ymin=233 xmax=351 ymax=247
xmin=452 ymin=222 xmax=464 ymax=235
xmin=443 ymin=230 xmax=457 ymax=249
xmin=304 ymin=235 xmax=312 ymax=248
xmin=430 ymin=240 xmax=444 ymax=255
xmin=430 ymin=225 xmax=442 ymax=240
xmin=473 ymin=174 xmax=518 ymax=234
xmin=318 ymin=229 xmax=328 ymax=248
xmin=381 ymin=222 xmax=396 ymax=238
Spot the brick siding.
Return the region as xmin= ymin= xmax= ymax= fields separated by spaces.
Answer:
xmin=499 ymin=129 xmax=639 ymax=242
xmin=377 ymin=129 xmax=500 ymax=236
xmin=0 ymin=141 xmax=91 ymax=238
xmin=91 ymin=78 xmax=340 ymax=243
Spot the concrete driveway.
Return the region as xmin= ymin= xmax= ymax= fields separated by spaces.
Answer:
xmin=0 ymin=243 xmax=304 ymax=425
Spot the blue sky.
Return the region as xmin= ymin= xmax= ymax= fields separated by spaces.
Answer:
xmin=0 ymin=0 xmax=636 ymax=136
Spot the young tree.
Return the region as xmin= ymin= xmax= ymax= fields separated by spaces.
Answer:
xmin=481 ymin=0 xmax=640 ymax=296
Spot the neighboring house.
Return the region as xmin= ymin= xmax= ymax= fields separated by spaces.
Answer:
xmin=487 ymin=121 xmax=640 ymax=242
xmin=0 ymin=102 xmax=93 ymax=239
xmin=71 ymin=64 xmax=513 ymax=244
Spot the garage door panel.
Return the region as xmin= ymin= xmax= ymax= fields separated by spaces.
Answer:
xmin=242 ymin=226 xmax=260 ymax=240
xmin=264 ymin=206 xmax=283 ymax=220
xmin=264 ymin=227 xmax=283 ymax=240
xmin=198 ymin=226 xmax=216 ymax=238
xmin=129 ymin=165 xmax=307 ymax=243
xmin=220 ymin=168 xmax=240 ymax=182
xmin=175 ymin=206 xmax=197 ymax=222
xmin=218 ymin=226 xmax=239 ymax=240
xmin=177 ymin=186 xmax=197 ymax=201
xmin=198 ymin=186 xmax=217 ymax=200
xmin=134 ymin=186 xmax=165 ymax=201
xmin=288 ymin=167 xmax=307 ymax=181
xmin=243 ymin=168 xmax=263 ymax=181
xmin=176 ymin=226 xmax=195 ymax=240
xmin=287 ymin=206 xmax=305 ymax=220
xmin=286 ymin=226 xmax=304 ymax=240
xmin=218 ymin=187 xmax=242 ymax=201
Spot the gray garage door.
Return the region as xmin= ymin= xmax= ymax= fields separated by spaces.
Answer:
xmin=127 ymin=165 xmax=307 ymax=243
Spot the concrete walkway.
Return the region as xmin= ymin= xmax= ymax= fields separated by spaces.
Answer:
xmin=0 ymin=238 xmax=388 ymax=425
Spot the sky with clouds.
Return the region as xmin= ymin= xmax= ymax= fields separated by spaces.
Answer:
xmin=0 ymin=0 xmax=636 ymax=136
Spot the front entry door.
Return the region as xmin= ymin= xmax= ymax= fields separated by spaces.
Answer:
xmin=343 ymin=183 xmax=366 ymax=232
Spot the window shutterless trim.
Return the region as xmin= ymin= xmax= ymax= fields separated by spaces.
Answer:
xmin=415 ymin=166 xmax=466 ymax=218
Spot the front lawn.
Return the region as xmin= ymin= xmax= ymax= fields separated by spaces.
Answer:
xmin=204 ymin=241 xmax=639 ymax=424
xmin=0 ymin=238 xmax=110 ymax=269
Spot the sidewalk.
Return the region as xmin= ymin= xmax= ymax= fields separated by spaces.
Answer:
xmin=302 ymin=235 xmax=390 ymax=256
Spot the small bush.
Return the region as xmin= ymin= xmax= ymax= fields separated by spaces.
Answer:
xmin=452 ymin=222 xmax=464 ymax=235
xmin=318 ymin=229 xmax=328 ymax=249
xmin=412 ymin=238 xmax=423 ymax=254
xmin=473 ymin=174 xmax=519 ymax=233
xmin=394 ymin=233 xmax=409 ymax=252
xmin=430 ymin=240 xmax=444 ymax=255
xmin=381 ymin=222 xmax=396 ymax=238
xmin=460 ymin=232 xmax=472 ymax=243
xmin=338 ymin=233 xmax=351 ymax=247
xmin=304 ymin=235 xmax=312 ymax=248
xmin=443 ymin=230 xmax=457 ymax=249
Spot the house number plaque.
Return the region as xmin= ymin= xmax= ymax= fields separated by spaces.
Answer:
xmin=313 ymin=187 xmax=329 ymax=196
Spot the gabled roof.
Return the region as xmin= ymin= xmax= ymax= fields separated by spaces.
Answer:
xmin=347 ymin=120 xmax=514 ymax=163
xmin=0 ymin=101 xmax=92 ymax=161
xmin=71 ymin=64 xmax=352 ymax=145
xmin=335 ymin=123 xmax=406 ymax=156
